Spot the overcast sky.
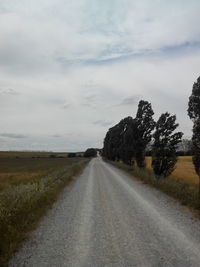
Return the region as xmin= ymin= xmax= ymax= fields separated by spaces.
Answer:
xmin=0 ymin=0 xmax=200 ymax=151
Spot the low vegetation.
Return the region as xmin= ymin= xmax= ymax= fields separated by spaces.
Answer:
xmin=107 ymin=158 xmax=200 ymax=212
xmin=146 ymin=156 xmax=199 ymax=185
xmin=84 ymin=148 xmax=97 ymax=157
xmin=0 ymin=157 xmax=82 ymax=192
xmin=0 ymin=151 xmax=68 ymax=159
xmin=0 ymin=154 xmax=89 ymax=266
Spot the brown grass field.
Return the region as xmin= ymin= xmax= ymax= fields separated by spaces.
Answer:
xmin=145 ymin=156 xmax=199 ymax=185
xmin=0 ymin=151 xmax=68 ymax=158
xmin=0 ymin=157 xmax=81 ymax=191
xmin=0 ymin=152 xmax=89 ymax=265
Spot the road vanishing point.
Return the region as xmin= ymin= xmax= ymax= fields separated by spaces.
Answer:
xmin=9 ymin=158 xmax=200 ymax=267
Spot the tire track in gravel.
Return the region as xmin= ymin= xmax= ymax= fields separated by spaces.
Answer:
xmin=9 ymin=158 xmax=200 ymax=267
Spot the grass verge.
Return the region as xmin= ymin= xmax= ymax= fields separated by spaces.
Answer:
xmin=106 ymin=160 xmax=200 ymax=212
xmin=0 ymin=158 xmax=89 ymax=266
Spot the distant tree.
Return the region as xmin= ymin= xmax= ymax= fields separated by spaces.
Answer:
xmin=84 ymin=148 xmax=97 ymax=157
xmin=152 ymin=112 xmax=183 ymax=178
xmin=188 ymin=76 xmax=200 ymax=196
xmin=133 ymin=100 xmax=155 ymax=168
xmin=68 ymin=152 xmax=76 ymax=158
xmin=188 ymin=77 xmax=200 ymax=119
xmin=176 ymin=151 xmax=185 ymax=156
xmin=178 ymin=139 xmax=192 ymax=155
xmin=102 ymin=117 xmax=134 ymax=164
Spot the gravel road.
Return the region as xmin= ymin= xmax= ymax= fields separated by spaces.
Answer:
xmin=9 ymin=157 xmax=200 ymax=267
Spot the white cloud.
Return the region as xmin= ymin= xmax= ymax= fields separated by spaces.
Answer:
xmin=0 ymin=0 xmax=199 ymax=150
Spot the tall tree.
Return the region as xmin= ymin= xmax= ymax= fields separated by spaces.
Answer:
xmin=102 ymin=100 xmax=155 ymax=167
xmin=118 ymin=117 xmax=134 ymax=164
xmin=188 ymin=77 xmax=200 ymax=119
xmin=192 ymin=119 xmax=200 ymax=177
xmin=152 ymin=112 xmax=183 ymax=178
xmin=133 ymin=100 xmax=155 ymax=168
xmin=102 ymin=117 xmax=134 ymax=164
xmin=188 ymin=76 xmax=200 ymax=196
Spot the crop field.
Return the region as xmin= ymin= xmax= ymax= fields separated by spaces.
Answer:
xmin=0 ymin=151 xmax=68 ymax=158
xmin=145 ymin=156 xmax=199 ymax=185
xmin=0 ymin=152 xmax=89 ymax=265
xmin=0 ymin=157 xmax=81 ymax=191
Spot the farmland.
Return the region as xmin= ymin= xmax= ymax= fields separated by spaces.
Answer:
xmin=0 ymin=156 xmax=81 ymax=191
xmin=0 ymin=152 xmax=89 ymax=265
xmin=145 ymin=156 xmax=199 ymax=185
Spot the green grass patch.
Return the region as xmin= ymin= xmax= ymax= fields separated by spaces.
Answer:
xmin=0 ymin=158 xmax=89 ymax=266
xmin=106 ymin=160 xmax=200 ymax=211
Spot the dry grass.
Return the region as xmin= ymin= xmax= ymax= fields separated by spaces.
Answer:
xmin=0 ymin=154 xmax=89 ymax=266
xmin=0 ymin=151 xmax=68 ymax=158
xmin=106 ymin=158 xmax=200 ymax=212
xmin=145 ymin=156 xmax=199 ymax=185
xmin=0 ymin=157 xmax=81 ymax=191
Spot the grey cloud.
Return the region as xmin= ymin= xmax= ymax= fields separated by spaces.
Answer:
xmin=0 ymin=88 xmax=19 ymax=95
xmin=81 ymin=93 xmax=100 ymax=108
xmin=0 ymin=0 xmax=200 ymax=75
xmin=51 ymin=134 xmax=62 ymax=138
xmin=118 ymin=95 xmax=141 ymax=106
xmin=93 ymin=120 xmax=114 ymax=127
xmin=62 ymin=103 xmax=71 ymax=109
xmin=0 ymin=133 xmax=27 ymax=139
xmin=0 ymin=0 xmax=199 ymax=151
xmin=0 ymin=7 xmax=8 ymax=14
xmin=84 ymin=94 xmax=97 ymax=102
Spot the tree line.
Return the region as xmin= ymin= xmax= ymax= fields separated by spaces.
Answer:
xmin=103 ymin=76 xmax=200 ymax=185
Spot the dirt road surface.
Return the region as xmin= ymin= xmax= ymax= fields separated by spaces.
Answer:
xmin=9 ymin=158 xmax=200 ymax=267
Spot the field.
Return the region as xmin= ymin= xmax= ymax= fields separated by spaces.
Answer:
xmin=0 ymin=157 xmax=81 ymax=191
xmin=0 ymin=152 xmax=89 ymax=265
xmin=145 ymin=156 xmax=199 ymax=185
xmin=0 ymin=151 xmax=68 ymax=158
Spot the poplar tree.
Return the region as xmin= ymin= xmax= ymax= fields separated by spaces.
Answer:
xmin=152 ymin=112 xmax=183 ymax=178
xmin=134 ymin=100 xmax=155 ymax=168
xmin=188 ymin=76 xmax=200 ymax=196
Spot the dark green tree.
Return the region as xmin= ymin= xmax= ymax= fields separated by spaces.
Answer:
xmin=133 ymin=100 xmax=155 ymax=168
xmin=192 ymin=119 xmax=200 ymax=176
xmin=118 ymin=117 xmax=134 ymax=164
xmin=102 ymin=123 xmax=122 ymax=161
xmin=68 ymin=153 xmax=77 ymax=158
xmin=188 ymin=77 xmax=200 ymax=119
xmin=188 ymin=76 xmax=200 ymax=196
xmin=102 ymin=117 xmax=134 ymax=163
xmin=102 ymin=101 xmax=155 ymax=167
xmin=84 ymin=148 xmax=97 ymax=157
xmin=152 ymin=112 xmax=183 ymax=178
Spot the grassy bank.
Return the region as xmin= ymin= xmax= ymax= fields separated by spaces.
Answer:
xmin=107 ymin=160 xmax=200 ymax=212
xmin=0 ymin=157 xmax=89 ymax=266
